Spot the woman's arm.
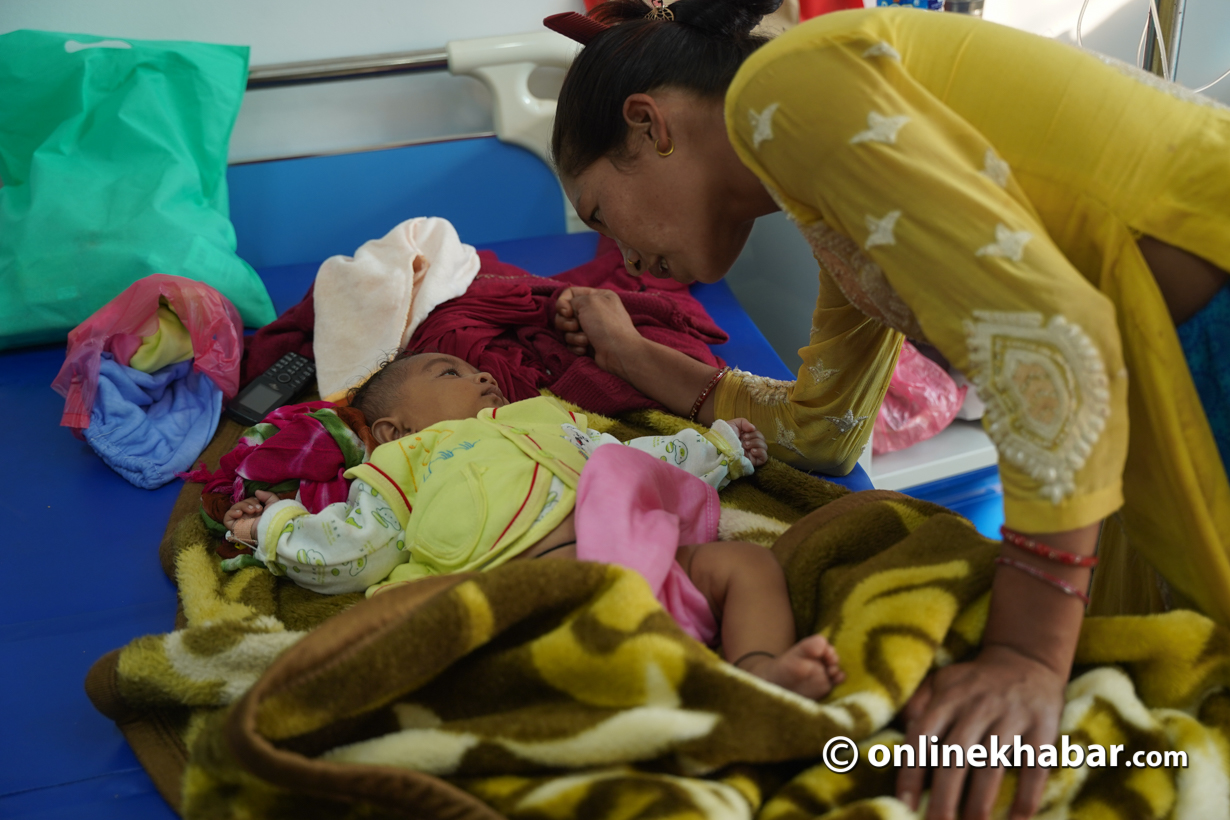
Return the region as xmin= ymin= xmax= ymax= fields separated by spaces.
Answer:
xmin=557 ymin=281 xmax=900 ymax=474
xmin=898 ymin=523 xmax=1098 ymax=820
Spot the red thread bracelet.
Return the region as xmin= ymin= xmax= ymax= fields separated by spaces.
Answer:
xmin=995 ymin=557 xmax=1090 ymax=605
xmin=1000 ymin=527 xmax=1098 ymax=567
xmin=689 ymin=367 xmax=730 ymax=421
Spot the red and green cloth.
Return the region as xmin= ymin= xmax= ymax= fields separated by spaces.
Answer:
xmin=181 ymin=401 xmax=373 ymax=553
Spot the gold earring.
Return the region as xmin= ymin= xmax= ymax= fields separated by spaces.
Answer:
xmin=655 ymin=138 xmax=674 ymax=157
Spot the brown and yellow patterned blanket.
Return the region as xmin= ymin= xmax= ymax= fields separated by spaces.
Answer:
xmin=86 ymin=402 xmax=1230 ymax=819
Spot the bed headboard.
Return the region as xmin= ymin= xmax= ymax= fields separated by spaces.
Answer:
xmin=229 ymin=29 xmax=585 ymax=270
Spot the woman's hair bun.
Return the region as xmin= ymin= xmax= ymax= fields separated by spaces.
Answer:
xmin=670 ymin=0 xmax=785 ymax=38
xmin=590 ymin=0 xmax=784 ymax=39
xmin=554 ymin=0 xmax=783 ymax=178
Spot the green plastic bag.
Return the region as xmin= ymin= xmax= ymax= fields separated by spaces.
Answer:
xmin=0 ymin=31 xmax=275 ymax=350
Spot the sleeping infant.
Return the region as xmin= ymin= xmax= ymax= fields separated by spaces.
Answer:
xmin=226 ymin=352 xmax=844 ymax=699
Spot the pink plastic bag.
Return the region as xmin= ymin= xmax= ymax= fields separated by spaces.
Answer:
xmin=872 ymin=341 xmax=967 ymax=456
xmin=52 ymin=274 xmax=243 ymax=431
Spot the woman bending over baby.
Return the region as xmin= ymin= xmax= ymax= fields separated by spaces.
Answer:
xmin=226 ymin=352 xmax=844 ymax=699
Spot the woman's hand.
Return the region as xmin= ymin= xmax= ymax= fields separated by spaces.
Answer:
xmin=896 ymin=522 xmax=1097 ymax=820
xmin=726 ymin=418 xmax=768 ymax=467
xmin=554 ymin=285 xmax=725 ymax=422
xmin=897 ymin=645 xmax=1066 ymax=820
xmin=554 ymin=287 xmax=644 ymax=377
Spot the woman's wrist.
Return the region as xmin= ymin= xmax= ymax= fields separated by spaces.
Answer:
xmin=983 ymin=558 xmax=1090 ymax=677
xmin=980 ymin=522 xmax=1099 ymax=675
xmin=603 ymin=335 xmax=721 ymax=418
xmin=596 ymin=328 xmax=651 ymax=383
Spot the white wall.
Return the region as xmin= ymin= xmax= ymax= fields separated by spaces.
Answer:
xmin=1169 ymin=0 xmax=1230 ymax=98
xmin=0 ymin=0 xmax=586 ymax=162
xmin=984 ymin=0 xmax=1230 ymax=104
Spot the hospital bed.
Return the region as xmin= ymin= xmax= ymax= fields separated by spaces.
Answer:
xmin=0 ymin=29 xmax=997 ymax=819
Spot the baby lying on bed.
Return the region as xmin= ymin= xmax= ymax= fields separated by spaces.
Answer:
xmin=226 ymin=353 xmax=845 ymax=699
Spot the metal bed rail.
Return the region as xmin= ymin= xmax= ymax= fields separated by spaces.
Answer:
xmin=247 ymin=48 xmax=450 ymax=89
xmin=246 ymin=31 xmax=584 ymax=230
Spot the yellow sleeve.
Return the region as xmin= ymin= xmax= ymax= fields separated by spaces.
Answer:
xmin=726 ymin=29 xmax=1128 ymax=531
xmin=711 ymin=269 xmax=901 ymax=475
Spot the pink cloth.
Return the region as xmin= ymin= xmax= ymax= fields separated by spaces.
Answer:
xmin=574 ymin=444 xmax=720 ymax=646
xmin=52 ymin=274 xmax=243 ymax=432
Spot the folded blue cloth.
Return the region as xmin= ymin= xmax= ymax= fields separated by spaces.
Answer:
xmin=83 ymin=354 xmax=222 ymax=489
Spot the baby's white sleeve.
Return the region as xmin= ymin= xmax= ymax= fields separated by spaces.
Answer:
xmin=621 ymin=421 xmax=755 ymax=490
xmin=254 ymin=479 xmax=408 ymax=594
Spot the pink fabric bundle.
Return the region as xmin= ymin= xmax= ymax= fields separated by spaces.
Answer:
xmin=52 ymin=274 xmax=242 ymax=431
xmin=575 ymin=444 xmax=720 ymax=646
xmin=872 ymin=341 xmax=968 ymax=455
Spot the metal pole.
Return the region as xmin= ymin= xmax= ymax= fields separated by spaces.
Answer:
xmin=1143 ymin=0 xmax=1186 ymax=80
xmin=246 ymin=48 xmax=450 ymax=89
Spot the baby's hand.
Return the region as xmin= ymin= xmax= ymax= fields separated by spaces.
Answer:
xmin=223 ymin=490 xmax=277 ymax=542
xmin=726 ymin=418 xmax=768 ymax=467
xmin=224 ymin=496 xmax=264 ymax=531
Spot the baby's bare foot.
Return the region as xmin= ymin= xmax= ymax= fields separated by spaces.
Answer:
xmin=737 ymin=635 xmax=845 ymax=700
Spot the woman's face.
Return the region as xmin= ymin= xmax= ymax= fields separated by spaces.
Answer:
xmin=565 ymin=154 xmax=753 ymax=286
xmin=561 ymin=91 xmax=770 ymax=286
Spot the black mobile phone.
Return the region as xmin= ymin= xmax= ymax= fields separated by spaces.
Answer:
xmin=227 ymin=352 xmax=317 ymax=427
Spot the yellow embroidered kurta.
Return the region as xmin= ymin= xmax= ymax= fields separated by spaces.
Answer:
xmin=713 ymin=8 xmax=1230 ymax=624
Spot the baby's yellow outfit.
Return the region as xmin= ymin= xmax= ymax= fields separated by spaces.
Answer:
xmin=254 ymin=396 xmax=751 ymax=595
xmin=353 ymin=397 xmax=591 ymax=586
xmin=717 ymin=8 xmax=1230 ymax=624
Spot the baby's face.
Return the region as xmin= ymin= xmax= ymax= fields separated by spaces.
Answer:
xmin=388 ymin=354 xmax=508 ymax=434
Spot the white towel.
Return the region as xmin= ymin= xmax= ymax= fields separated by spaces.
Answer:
xmin=313 ymin=217 xmax=480 ymax=401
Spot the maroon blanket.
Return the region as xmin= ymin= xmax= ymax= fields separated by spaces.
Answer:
xmin=241 ymin=239 xmax=727 ymax=414
xmin=240 ymin=283 xmax=316 ymax=388
xmin=409 ymin=245 xmax=726 ymax=415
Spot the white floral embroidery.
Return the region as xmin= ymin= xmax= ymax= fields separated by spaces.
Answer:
xmin=1084 ymin=50 xmax=1230 ymax=112
xmin=850 ymin=112 xmax=911 ymax=146
xmin=982 ymin=149 xmax=1011 ymax=188
xmin=748 ymin=102 xmax=780 ymax=149
xmin=975 ymin=224 xmax=1033 ymax=263
xmin=729 ymin=367 xmax=793 ymax=405
xmin=807 ymin=359 xmax=839 ymax=385
xmin=824 ymin=409 xmax=869 ymax=435
xmin=964 ymin=311 xmax=1111 ymax=504
xmin=862 ymin=41 xmax=901 ymax=61
xmin=767 ymin=190 xmax=925 ymax=340
xmin=774 ymin=418 xmax=806 ymax=457
xmin=864 ymin=210 xmax=901 ymax=250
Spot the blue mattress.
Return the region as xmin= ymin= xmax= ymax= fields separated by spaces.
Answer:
xmin=0 ymin=228 xmax=872 ymax=819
